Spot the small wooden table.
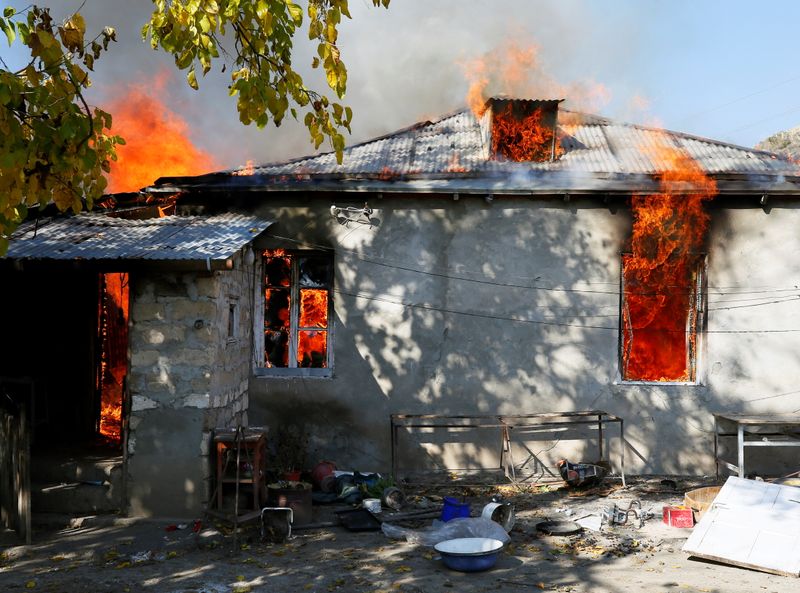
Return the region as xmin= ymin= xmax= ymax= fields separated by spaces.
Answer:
xmin=214 ymin=427 xmax=268 ymax=512
xmin=713 ymin=413 xmax=800 ymax=479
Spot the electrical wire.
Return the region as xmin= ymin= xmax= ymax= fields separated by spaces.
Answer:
xmin=335 ymin=287 xmax=800 ymax=334
xmin=266 ymin=233 xmax=800 ymax=298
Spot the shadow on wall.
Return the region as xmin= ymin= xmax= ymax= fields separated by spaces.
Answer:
xmin=249 ymin=195 xmax=798 ymax=477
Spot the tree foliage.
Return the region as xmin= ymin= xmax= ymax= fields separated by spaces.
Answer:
xmin=143 ymin=0 xmax=389 ymax=162
xmin=0 ymin=5 xmax=122 ymax=253
xmin=0 ymin=0 xmax=390 ymax=254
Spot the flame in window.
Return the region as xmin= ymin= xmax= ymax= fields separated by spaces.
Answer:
xmin=622 ymin=144 xmax=716 ymax=381
xmin=491 ymin=104 xmax=561 ymax=162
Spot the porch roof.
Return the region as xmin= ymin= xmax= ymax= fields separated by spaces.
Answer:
xmin=3 ymin=212 xmax=273 ymax=266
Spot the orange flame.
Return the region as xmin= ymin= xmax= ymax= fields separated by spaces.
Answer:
xmin=99 ymin=273 xmax=128 ymax=442
xmin=622 ymin=142 xmax=717 ymax=381
xmin=460 ymin=40 xmax=611 ymax=117
xmin=298 ymin=331 xmax=327 ymax=368
xmin=105 ymin=72 xmax=217 ymax=193
xmin=446 ymin=153 xmax=467 ymax=173
xmin=234 ymin=160 xmax=256 ymax=176
xmin=300 ymin=289 xmax=328 ymax=328
xmin=491 ymin=104 xmax=560 ymax=162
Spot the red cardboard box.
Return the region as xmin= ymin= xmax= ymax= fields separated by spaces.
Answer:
xmin=662 ymin=505 xmax=694 ymax=528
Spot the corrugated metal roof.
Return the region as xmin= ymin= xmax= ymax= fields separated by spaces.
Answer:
xmin=4 ymin=213 xmax=272 ymax=262
xmin=151 ymin=100 xmax=800 ymax=194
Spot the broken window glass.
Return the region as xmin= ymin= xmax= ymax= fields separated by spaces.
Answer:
xmin=298 ymin=256 xmax=332 ymax=287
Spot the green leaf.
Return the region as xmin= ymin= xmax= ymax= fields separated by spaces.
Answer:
xmin=187 ymin=67 xmax=198 ymax=90
xmin=286 ymin=2 xmax=303 ymax=25
xmin=1 ymin=18 xmax=15 ymax=46
xmin=3 ymin=7 xmax=14 ymax=18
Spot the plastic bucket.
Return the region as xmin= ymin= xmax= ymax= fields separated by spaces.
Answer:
xmin=441 ymin=496 xmax=471 ymax=522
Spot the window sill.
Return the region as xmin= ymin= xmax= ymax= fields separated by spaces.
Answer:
xmin=614 ymin=379 xmax=702 ymax=387
xmin=253 ymin=368 xmax=333 ymax=379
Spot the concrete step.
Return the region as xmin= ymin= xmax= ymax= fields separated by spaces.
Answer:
xmin=31 ymin=479 xmax=122 ymax=515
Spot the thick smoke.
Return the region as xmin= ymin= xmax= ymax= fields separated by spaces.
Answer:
xmin=6 ymin=0 xmax=652 ymax=171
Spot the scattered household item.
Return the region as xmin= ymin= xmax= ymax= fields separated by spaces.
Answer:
xmin=353 ymin=471 xmax=380 ymax=489
xmin=575 ymin=514 xmax=603 ymax=531
xmin=267 ymin=481 xmax=312 ymax=526
xmin=363 ymin=498 xmax=382 ymax=513
xmin=260 ymin=507 xmax=293 ymax=543
xmin=336 ymin=508 xmax=382 ymax=531
xmin=434 ymin=537 xmax=504 ymax=572
xmin=557 ymin=459 xmax=607 ymax=488
xmin=382 ymin=486 xmax=406 ymax=511
xmin=602 ymin=500 xmax=650 ymax=528
xmin=481 ymin=501 xmax=515 ymax=532
xmin=311 ymin=461 xmax=337 ymax=492
xmin=662 ymin=505 xmax=694 ymax=528
xmin=535 ymin=520 xmax=583 ymax=536
xmin=441 ymin=496 xmax=471 ymax=522
xmin=382 ymin=517 xmax=511 ymax=546
xmin=684 ymin=485 xmax=722 ymax=522
xmin=311 ymin=474 xmax=364 ymax=505
xmin=683 ymin=476 xmax=800 ymax=576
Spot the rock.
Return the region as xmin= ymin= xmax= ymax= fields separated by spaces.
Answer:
xmin=756 ymin=127 xmax=800 ymax=161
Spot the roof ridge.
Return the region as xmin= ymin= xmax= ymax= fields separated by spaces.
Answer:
xmin=222 ymin=107 xmax=475 ymax=175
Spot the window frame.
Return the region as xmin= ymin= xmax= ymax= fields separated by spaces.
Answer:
xmin=255 ymin=250 xmax=334 ymax=378
xmin=617 ymin=252 xmax=706 ymax=386
xmin=226 ymin=297 xmax=239 ymax=344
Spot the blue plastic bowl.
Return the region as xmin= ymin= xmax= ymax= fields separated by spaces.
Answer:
xmin=434 ymin=537 xmax=504 ymax=572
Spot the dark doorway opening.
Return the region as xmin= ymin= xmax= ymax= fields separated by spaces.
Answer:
xmin=0 ymin=268 xmax=129 ymax=522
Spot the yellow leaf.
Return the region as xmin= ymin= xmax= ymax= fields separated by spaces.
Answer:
xmin=25 ymin=581 xmax=36 ymax=589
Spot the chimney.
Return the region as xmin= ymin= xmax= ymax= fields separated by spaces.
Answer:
xmin=481 ymin=98 xmax=563 ymax=162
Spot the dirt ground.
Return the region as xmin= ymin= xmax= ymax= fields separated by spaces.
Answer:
xmin=1 ymin=476 xmax=796 ymax=593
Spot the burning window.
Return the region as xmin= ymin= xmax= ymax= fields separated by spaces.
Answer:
xmin=620 ymin=253 xmax=705 ymax=383
xmin=488 ymin=99 xmax=562 ymax=162
xmin=619 ymin=144 xmax=715 ymax=383
xmin=263 ymin=251 xmax=332 ymax=370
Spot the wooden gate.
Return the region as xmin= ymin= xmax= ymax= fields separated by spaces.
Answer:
xmin=0 ymin=394 xmax=31 ymax=544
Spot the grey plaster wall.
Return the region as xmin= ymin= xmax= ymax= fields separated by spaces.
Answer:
xmin=247 ymin=195 xmax=800 ymax=478
xmin=127 ymin=250 xmax=255 ymax=517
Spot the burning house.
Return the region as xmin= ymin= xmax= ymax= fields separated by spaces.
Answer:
xmin=4 ymin=96 xmax=800 ymax=518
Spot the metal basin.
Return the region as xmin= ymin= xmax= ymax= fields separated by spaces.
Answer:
xmin=434 ymin=537 xmax=504 ymax=572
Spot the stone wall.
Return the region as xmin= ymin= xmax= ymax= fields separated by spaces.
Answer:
xmin=126 ymin=249 xmax=256 ymax=517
